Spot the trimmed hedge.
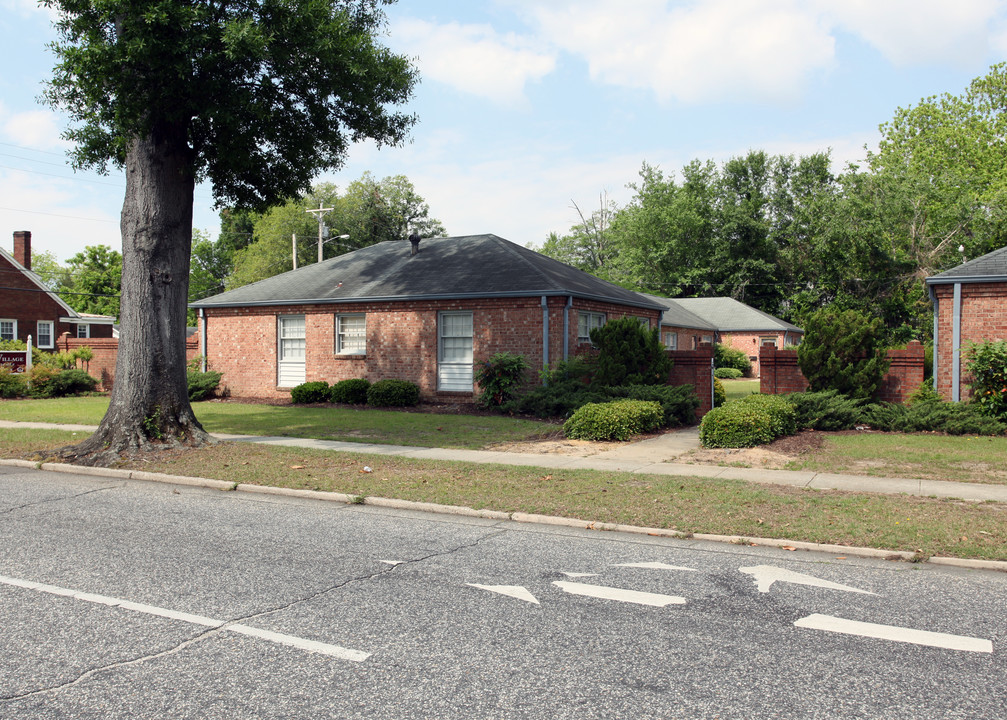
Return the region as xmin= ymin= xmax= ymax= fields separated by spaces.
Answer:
xmin=563 ymin=399 xmax=663 ymax=441
xmin=605 ymin=384 xmax=699 ymax=427
xmin=367 ymin=378 xmax=420 ymax=407
xmin=714 ymin=367 xmax=744 ymax=379
xmin=290 ymin=381 xmax=330 ymax=404
xmin=785 ymin=390 xmax=864 ymax=431
xmin=700 ymin=393 xmax=797 ymax=448
xmin=713 ymin=377 xmax=726 ymax=407
xmin=331 ymin=378 xmax=371 ymax=405
xmin=188 ymin=370 xmax=222 ymax=401
xmin=0 ymin=369 xmax=27 ymax=398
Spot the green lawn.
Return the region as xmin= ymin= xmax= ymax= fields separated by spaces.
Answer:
xmin=0 ymin=397 xmax=557 ymax=449
xmin=722 ymin=378 xmax=760 ymax=402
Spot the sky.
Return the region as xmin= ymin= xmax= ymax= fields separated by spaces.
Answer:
xmin=2 ymin=0 xmax=1007 ymax=263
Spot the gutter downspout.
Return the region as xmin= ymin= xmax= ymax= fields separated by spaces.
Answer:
xmin=929 ymin=285 xmax=938 ymax=393
xmin=563 ymin=296 xmax=572 ymax=361
xmin=952 ymin=282 xmax=962 ymax=402
xmin=541 ymin=296 xmax=549 ymax=382
xmin=199 ymin=308 xmax=207 ymax=373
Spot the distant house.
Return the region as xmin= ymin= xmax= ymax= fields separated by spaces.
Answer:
xmin=641 ymin=294 xmax=803 ymax=377
xmin=926 ymin=245 xmax=1007 ymax=401
xmin=190 ymin=234 xmax=665 ymax=399
xmin=0 ymin=231 xmax=115 ymax=349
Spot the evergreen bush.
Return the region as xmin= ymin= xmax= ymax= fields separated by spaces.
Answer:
xmin=786 ymin=390 xmax=864 ymax=431
xmin=713 ymin=377 xmax=726 ymax=407
xmin=589 ymin=317 xmax=671 ymax=386
xmin=563 ymin=399 xmax=663 ymax=441
xmin=187 ymin=370 xmax=222 ymax=401
xmin=331 ymin=378 xmax=371 ymax=405
xmin=367 ymin=378 xmax=420 ymax=407
xmin=604 ymin=384 xmax=699 ymax=427
xmin=714 ymin=344 xmax=752 ymax=375
xmin=474 ymin=352 xmax=529 ymax=408
xmin=797 ymin=308 xmax=889 ymax=399
xmin=714 ymin=367 xmax=743 ymax=379
xmin=0 ymin=368 xmax=27 ymax=398
xmin=290 ymin=381 xmax=331 ymax=404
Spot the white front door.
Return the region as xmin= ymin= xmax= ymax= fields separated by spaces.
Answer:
xmin=438 ymin=311 xmax=473 ymax=391
xmin=277 ymin=315 xmax=306 ymax=387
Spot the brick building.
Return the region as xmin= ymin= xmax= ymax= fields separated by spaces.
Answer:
xmin=191 ymin=235 xmax=666 ymax=400
xmin=926 ymin=245 xmax=1007 ymax=401
xmin=0 ymin=231 xmax=115 ymax=348
xmin=641 ymin=294 xmax=803 ymax=377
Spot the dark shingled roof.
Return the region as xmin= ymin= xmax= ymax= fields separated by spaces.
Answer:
xmin=641 ymin=294 xmax=802 ymax=334
xmin=191 ymin=234 xmax=663 ymax=311
xmin=926 ymin=246 xmax=1007 ymax=284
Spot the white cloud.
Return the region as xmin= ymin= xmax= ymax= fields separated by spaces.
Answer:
xmin=2 ymin=110 xmax=66 ymax=150
xmin=819 ymin=0 xmax=1006 ymax=67
xmin=391 ymin=18 xmax=556 ymax=105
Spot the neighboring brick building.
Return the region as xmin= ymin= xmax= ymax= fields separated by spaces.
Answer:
xmin=641 ymin=294 xmax=803 ymax=377
xmin=926 ymin=246 xmax=1007 ymax=401
xmin=0 ymin=231 xmax=115 ymax=349
xmin=191 ymin=235 xmax=665 ymax=400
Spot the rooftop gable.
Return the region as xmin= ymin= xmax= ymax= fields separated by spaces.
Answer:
xmin=647 ymin=294 xmax=802 ymax=333
xmin=926 ymin=246 xmax=1007 ymax=284
xmin=0 ymin=245 xmax=80 ymax=319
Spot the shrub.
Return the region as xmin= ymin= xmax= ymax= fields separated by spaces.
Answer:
xmin=797 ymin=308 xmax=889 ymax=399
xmin=590 ymin=317 xmax=671 ymax=386
xmin=860 ymin=399 xmax=1005 ymax=436
xmin=28 ymin=367 xmax=98 ymax=398
xmin=0 ymin=339 xmax=27 ymax=351
xmin=331 ymin=378 xmax=371 ymax=405
xmin=188 ymin=370 xmax=222 ymax=401
xmin=367 ymin=378 xmax=420 ymax=407
xmin=714 ymin=367 xmax=743 ymax=379
xmin=0 ymin=368 xmax=27 ymax=398
xmin=786 ymin=390 xmax=864 ymax=431
xmin=700 ymin=393 xmax=797 ymax=448
xmin=965 ymin=340 xmax=1007 ymax=417
xmin=714 ymin=344 xmax=752 ymax=375
xmin=501 ymin=381 xmax=607 ymax=419
xmin=906 ymin=380 xmax=942 ymax=406
xmin=290 ymin=381 xmax=331 ymax=404
xmin=604 ymin=384 xmax=699 ymax=427
xmin=563 ymin=399 xmax=663 ymax=441
xmin=474 ymin=352 xmax=529 ymax=408
xmin=713 ymin=377 xmax=726 ymax=407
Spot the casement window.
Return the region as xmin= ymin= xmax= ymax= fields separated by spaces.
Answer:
xmin=577 ymin=312 xmax=605 ymax=343
xmin=0 ymin=319 xmax=15 ymax=341
xmin=336 ymin=314 xmax=366 ymax=354
xmin=37 ymin=321 xmax=54 ymax=349
xmin=438 ymin=311 xmax=474 ymax=391
xmin=663 ymin=332 xmax=677 ymax=350
xmin=76 ymin=324 xmax=90 ymax=339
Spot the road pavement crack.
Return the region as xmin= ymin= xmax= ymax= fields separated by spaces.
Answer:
xmin=0 ymin=484 xmax=122 ymax=516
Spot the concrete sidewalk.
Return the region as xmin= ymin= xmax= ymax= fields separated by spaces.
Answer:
xmin=6 ymin=419 xmax=1007 ymax=503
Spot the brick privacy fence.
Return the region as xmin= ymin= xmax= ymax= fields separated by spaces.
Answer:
xmin=759 ymin=341 xmax=925 ymax=404
xmin=668 ymin=345 xmax=714 ymax=418
xmin=59 ymin=333 xmax=200 ymax=391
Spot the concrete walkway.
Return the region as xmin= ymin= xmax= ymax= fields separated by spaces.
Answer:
xmin=5 ymin=420 xmax=1007 ymax=503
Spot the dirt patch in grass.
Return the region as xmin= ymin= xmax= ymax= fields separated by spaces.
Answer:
xmin=678 ymin=431 xmax=827 ymax=469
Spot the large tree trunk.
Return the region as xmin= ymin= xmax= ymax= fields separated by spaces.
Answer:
xmin=60 ymin=129 xmax=214 ymax=465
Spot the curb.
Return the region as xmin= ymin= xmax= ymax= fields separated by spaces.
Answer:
xmin=4 ymin=459 xmax=1006 ymax=573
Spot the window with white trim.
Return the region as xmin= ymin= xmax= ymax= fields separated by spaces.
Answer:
xmin=662 ymin=331 xmax=677 ymax=350
xmin=336 ymin=314 xmax=366 ymax=354
xmin=760 ymin=336 xmax=778 ymax=348
xmin=0 ymin=319 xmax=16 ymax=341
xmin=76 ymin=324 xmax=90 ymax=339
xmin=577 ymin=311 xmax=605 ymax=343
xmin=278 ymin=315 xmax=306 ymax=361
xmin=37 ymin=321 xmax=54 ymax=348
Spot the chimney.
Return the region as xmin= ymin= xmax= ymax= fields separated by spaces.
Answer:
xmin=409 ymin=232 xmax=421 ymax=256
xmin=13 ymin=231 xmax=31 ymax=270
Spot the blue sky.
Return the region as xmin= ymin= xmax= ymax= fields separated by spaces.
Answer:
xmin=2 ymin=0 xmax=1007 ymax=262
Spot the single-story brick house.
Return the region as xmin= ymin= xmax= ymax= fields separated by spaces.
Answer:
xmin=640 ymin=294 xmax=803 ymax=377
xmin=0 ymin=231 xmax=115 ymax=349
xmin=191 ymin=234 xmax=666 ymax=400
xmin=926 ymin=245 xmax=1007 ymax=401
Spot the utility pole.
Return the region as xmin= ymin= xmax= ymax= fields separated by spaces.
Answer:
xmin=292 ymin=233 xmax=298 ymax=269
xmin=306 ymin=202 xmax=334 ymax=264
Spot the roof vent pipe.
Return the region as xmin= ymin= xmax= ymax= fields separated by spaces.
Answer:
xmin=409 ymin=233 xmax=421 ymax=256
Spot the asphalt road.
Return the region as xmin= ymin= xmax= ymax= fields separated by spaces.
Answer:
xmin=0 ymin=465 xmax=1004 ymax=720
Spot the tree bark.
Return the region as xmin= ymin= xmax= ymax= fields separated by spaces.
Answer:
xmin=60 ymin=128 xmax=214 ymax=465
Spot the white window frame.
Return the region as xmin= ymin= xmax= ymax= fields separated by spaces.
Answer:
xmin=76 ymin=324 xmax=90 ymax=339
xmin=577 ymin=311 xmax=605 ymax=343
xmin=37 ymin=321 xmax=54 ymax=349
xmin=278 ymin=315 xmax=306 ymax=362
xmin=760 ymin=336 xmax=778 ymax=348
xmin=438 ymin=311 xmax=474 ymax=391
xmin=663 ymin=331 xmax=677 ymax=350
xmin=335 ymin=313 xmax=366 ymax=355
xmin=0 ymin=319 xmax=16 ymax=342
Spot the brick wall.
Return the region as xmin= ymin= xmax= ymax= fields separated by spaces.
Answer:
xmin=719 ymin=330 xmax=802 ymax=378
xmin=58 ymin=333 xmax=199 ymax=391
xmin=932 ymin=282 xmax=1007 ymax=401
xmin=759 ymin=341 xmax=925 ymax=404
xmin=668 ymin=345 xmax=715 ymax=418
xmin=0 ymin=254 xmax=78 ymax=349
xmin=200 ymin=298 xmax=662 ymax=401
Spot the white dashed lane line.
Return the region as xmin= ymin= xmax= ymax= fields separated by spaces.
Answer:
xmin=0 ymin=574 xmax=370 ymax=662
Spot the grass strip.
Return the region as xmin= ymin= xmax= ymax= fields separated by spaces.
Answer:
xmin=4 ymin=428 xmax=1006 ymax=562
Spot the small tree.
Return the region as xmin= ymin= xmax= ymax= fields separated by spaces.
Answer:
xmin=589 ymin=317 xmax=671 ymax=386
xmin=797 ymin=308 xmax=889 ymax=399
xmin=474 ymin=352 xmax=529 ymax=408
xmin=965 ymin=340 xmax=1007 ymax=416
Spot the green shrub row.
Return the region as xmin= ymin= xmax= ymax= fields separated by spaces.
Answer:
xmin=700 ymin=393 xmax=797 ymax=448
xmin=0 ymin=366 xmax=98 ymax=398
xmin=563 ymin=399 xmax=663 ymax=441
xmin=290 ymin=378 xmax=420 ymax=407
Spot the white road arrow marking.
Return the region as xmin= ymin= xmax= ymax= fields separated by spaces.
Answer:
xmin=740 ymin=565 xmax=874 ymax=594
xmin=0 ymin=574 xmax=370 ymax=661
xmin=615 ymin=562 xmax=697 ymax=572
xmin=561 ymin=572 xmax=599 ymax=578
xmin=466 ymin=584 xmax=540 ymax=604
xmin=795 ymin=614 xmax=993 ymax=653
xmin=553 ymin=581 xmax=685 ymax=607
